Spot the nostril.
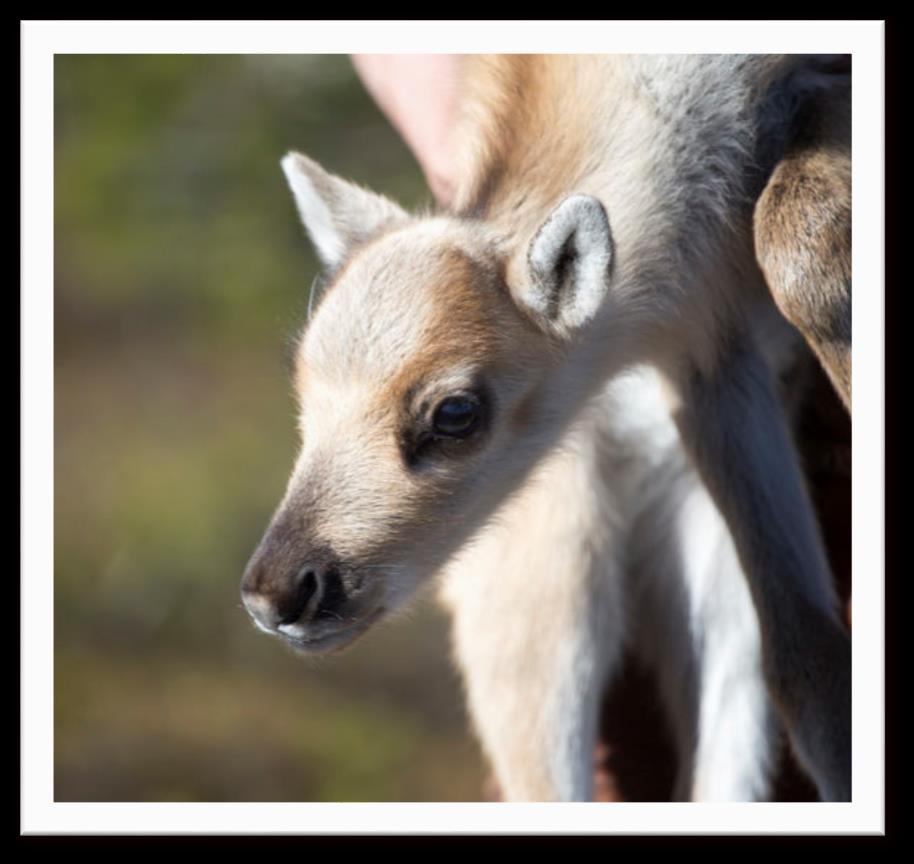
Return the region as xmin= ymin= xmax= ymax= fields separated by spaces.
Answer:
xmin=276 ymin=568 xmax=319 ymax=626
xmin=314 ymin=566 xmax=347 ymax=621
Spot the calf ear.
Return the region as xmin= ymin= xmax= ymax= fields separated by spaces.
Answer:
xmin=281 ymin=152 xmax=409 ymax=271
xmin=518 ymin=194 xmax=614 ymax=337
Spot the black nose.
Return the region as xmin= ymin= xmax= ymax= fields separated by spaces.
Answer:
xmin=241 ymin=549 xmax=326 ymax=631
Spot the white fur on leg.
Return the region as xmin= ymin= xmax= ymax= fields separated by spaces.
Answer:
xmin=675 ymin=484 xmax=775 ymax=801
xmin=612 ymin=367 xmax=775 ymax=802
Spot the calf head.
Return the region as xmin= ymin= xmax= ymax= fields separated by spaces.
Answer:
xmin=241 ymin=153 xmax=615 ymax=653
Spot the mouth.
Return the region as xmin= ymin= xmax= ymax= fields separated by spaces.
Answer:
xmin=277 ymin=606 xmax=385 ymax=655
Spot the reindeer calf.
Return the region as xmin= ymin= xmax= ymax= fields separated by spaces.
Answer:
xmin=242 ymin=55 xmax=851 ymax=801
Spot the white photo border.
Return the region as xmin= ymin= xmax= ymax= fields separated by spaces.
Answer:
xmin=22 ymin=19 xmax=885 ymax=835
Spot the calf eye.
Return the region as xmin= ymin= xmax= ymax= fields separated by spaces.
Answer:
xmin=432 ymin=396 xmax=481 ymax=438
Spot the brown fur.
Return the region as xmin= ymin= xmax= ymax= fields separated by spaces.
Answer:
xmin=455 ymin=56 xmax=618 ymax=234
xmin=754 ymin=83 xmax=852 ymax=410
xmin=376 ymin=248 xmax=506 ymax=402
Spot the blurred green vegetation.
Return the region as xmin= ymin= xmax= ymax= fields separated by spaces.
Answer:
xmin=54 ymin=55 xmax=485 ymax=801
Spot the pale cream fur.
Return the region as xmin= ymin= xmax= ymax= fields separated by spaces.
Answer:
xmin=243 ymin=54 xmax=851 ymax=802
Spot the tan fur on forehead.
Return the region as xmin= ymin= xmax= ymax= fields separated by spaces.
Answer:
xmin=297 ymin=221 xmax=512 ymax=390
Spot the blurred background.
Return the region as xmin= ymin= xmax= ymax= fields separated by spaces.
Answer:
xmin=54 ymin=54 xmax=486 ymax=801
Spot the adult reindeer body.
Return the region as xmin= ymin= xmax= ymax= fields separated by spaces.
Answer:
xmin=242 ymin=55 xmax=851 ymax=801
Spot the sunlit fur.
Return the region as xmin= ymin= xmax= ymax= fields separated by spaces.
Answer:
xmin=440 ymin=365 xmax=778 ymax=801
xmin=249 ymin=55 xmax=851 ymax=801
xmin=754 ymin=82 xmax=851 ymax=410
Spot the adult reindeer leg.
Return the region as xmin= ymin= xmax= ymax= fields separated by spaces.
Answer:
xmin=668 ymin=337 xmax=851 ymax=802
xmin=754 ymin=79 xmax=852 ymax=412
